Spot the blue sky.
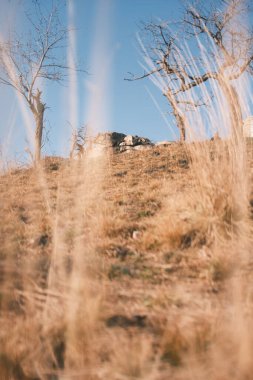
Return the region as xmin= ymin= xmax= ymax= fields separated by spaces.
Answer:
xmin=0 ymin=0 xmax=252 ymax=161
xmin=0 ymin=0 xmax=184 ymax=160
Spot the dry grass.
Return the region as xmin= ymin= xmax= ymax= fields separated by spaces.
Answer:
xmin=0 ymin=141 xmax=252 ymax=379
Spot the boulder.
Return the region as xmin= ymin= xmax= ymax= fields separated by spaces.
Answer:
xmin=121 ymin=135 xmax=152 ymax=147
xmin=93 ymin=132 xmax=126 ymax=147
xmin=122 ymin=135 xmax=136 ymax=146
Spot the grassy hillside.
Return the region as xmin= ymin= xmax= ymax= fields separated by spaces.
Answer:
xmin=0 ymin=142 xmax=252 ymax=379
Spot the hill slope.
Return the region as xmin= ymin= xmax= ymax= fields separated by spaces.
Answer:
xmin=0 ymin=143 xmax=252 ymax=379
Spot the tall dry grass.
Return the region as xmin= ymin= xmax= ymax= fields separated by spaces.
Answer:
xmin=0 ymin=1 xmax=252 ymax=380
xmin=136 ymin=3 xmax=253 ymax=379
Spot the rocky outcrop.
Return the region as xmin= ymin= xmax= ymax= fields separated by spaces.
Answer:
xmin=91 ymin=132 xmax=153 ymax=152
xmin=82 ymin=132 xmax=175 ymax=156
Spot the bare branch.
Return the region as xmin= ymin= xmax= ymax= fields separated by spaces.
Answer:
xmin=128 ymin=0 xmax=253 ymax=141
xmin=125 ymin=67 xmax=162 ymax=81
xmin=228 ymin=55 xmax=253 ymax=80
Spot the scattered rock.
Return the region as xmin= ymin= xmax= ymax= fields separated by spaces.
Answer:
xmin=132 ymin=230 xmax=142 ymax=240
xmin=178 ymin=159 xmax=189 ymax=168
xmin=180 ymin=231 xmax=197 ymax=249
xmin=36 ymin=234 xmax=49 ymax=247
xmin=114 ymin=170 xmax=127 ymax=177
xmin=106 ymin=314 xmax=147 ymax=328
xmin=165 ymin=265 xmax=178 ymax=274
xmin=180 ymin=230 xmax=206 ymax=249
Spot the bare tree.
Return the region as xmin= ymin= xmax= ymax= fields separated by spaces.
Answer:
xmin=126 ymin=23 xmax=208 ymax=142
xmin=128 ymin=0 xmax=252 ymax=141
xmin=183 ymin=0 xmax=253 ymax=138
xmin=69 ymin=124 xmax=87 ymax=159
xmin=0 ymin=1 xmax=78 ymax=164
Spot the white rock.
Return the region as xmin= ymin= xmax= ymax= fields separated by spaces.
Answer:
xmin=124 ymin=135 xmax=135 ymax=146
xmin=132 ymin=230 xmax=142 ymax=240
xmin=155 ymin=141 xmax=173 ymax=147
xmin=133 ymin=145 xmax=151 ymax=151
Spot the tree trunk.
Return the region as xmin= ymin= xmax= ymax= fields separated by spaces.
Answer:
xmin=217 ymin=75 xmax=243 ymax=141
xmin=34 ymin=111 xmax=44 ymax=163
xmin=175 ymin=113 xmax=186 ymax=142
xmin=30 ymin=90 xmax=45 ymax=165
xmin=166 ymin=91 xmax=187 ymax=142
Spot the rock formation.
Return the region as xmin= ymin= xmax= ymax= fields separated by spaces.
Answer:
xmin=74 ymin=132 xmax=174 ymax=158
xmin=92 ymin=132 xmax=153 ymax=152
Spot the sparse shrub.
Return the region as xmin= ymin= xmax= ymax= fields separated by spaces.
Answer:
xmin=161 ymin=327 xmax=188 ymax=367
xmin=210 ymin=257 xmax=232 ymax=282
